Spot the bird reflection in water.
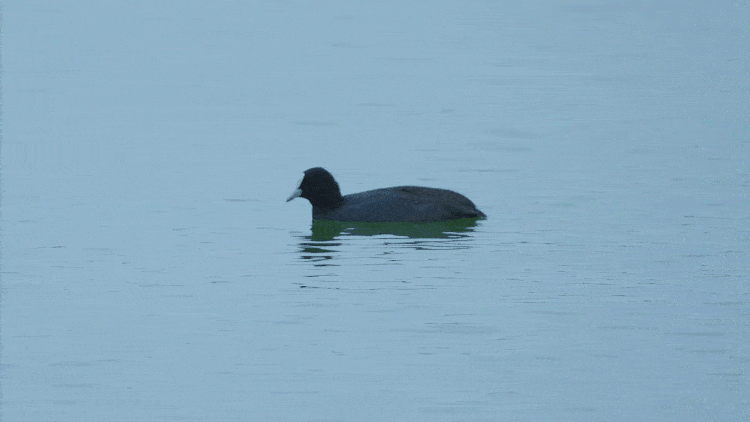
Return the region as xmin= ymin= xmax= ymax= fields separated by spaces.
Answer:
xmin=296 ymin=218 xmax=483 ymax=265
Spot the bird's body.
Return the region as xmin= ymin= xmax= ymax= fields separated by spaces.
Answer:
xmin=287 ymin=168 xmax=485 ymax=223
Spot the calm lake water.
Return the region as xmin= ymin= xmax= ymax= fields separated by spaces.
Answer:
xmin=2 ymin=2 xmax=749 ymax=421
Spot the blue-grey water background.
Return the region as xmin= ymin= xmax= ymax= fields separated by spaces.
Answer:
xmin=2 ymin=2 xmax=749 ymax=421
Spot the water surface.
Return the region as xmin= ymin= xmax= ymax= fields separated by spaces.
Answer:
xmin=2 ymin=1 xmax=749 ymax=421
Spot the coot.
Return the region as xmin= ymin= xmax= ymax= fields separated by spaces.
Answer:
xmin=286 ymin=167 xmax=486 ymax=222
